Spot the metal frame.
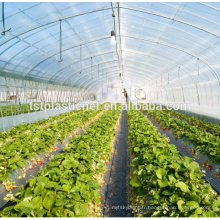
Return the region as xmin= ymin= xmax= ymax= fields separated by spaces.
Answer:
xmin=120 ymin=5 xmax=220 ymax=39
xmin=10 ymin=34 xmax=218 ymax=93
xmin=73 ymin=59 xmax=183 ymax=100
xmin=0 ymin=3 xmax=220 ymax=106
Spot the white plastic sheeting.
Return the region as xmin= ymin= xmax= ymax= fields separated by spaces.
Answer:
xmin=96 ymin=81 xmax=146 ymax=103
xmin=0 ymin=100 xmax=98 ymax=132
xmin=0 ymin=3 xmax=220 ymax=118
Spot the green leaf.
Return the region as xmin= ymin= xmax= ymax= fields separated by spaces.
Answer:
xmin=162 ymin=186 xmax=175 ymax=195
xmin=134 ymin=147 xmax=140 ymax=152
xmin=43 ymin=197 xmax=55 ymax=211
xmin=158 ymin=155 xmax=167 ymax=162
xmin=65 ymin=209 xmax=75 ymax=217
xmin=189 ymin=162 xmax=200 ymax=172
xmin=189 ymin=194 xmax=200 ymax=203
xmin=37 ymin=176 xmax=49 ymax=186
xmin=183 ymin=156 xmax=193 ymax=168
xmin=156 ymin=168 xmax=167 ymax=179
xmin=71 ymin=159 xmax=79 ymax=168
xmin=34 ymin=184 xmax=44 ymax=195
xmin=45 ymin=181 xmax=55 ymax=189
xmin=8 ymin=156 xmax=21 ymax=165
xmin=186 ymin=201 xmax=199 ymax=210
xmin=62 ymin=160 xmax=72 ymax=169
xmin=195 ymin=207 xmax=203 ymax=214
xmin=10 ymin=164 xmax=17 ymax=170
xmin=168 ymin=174 xmax=176 ymax=184
xmin=130 ymin=177 xmax=141 ymax=187
xmin=30 ymin=197 xmax=42 ymax=209
xmin=203 ymin=197 xmax=211 ymax=206
xmin=74 ymin=204 xmax=87 ymax=217
xmin=94 ymin=190 xmax=100 ymax=204
xmin=56 ymin=199 xmax=68 ymax=206
xmin=80 ymin=184 xmax=89 ymax=194
xmin=169 ymin=162 xmax=180 ymax=170
xmin=62 ymin=184 xmax=71 ymax=192
xmin=158 ymin=179 xmax=169 ymax=187
xmin=24 ymin=187 xmax=32 ymax=201
xmin=29 ymin=178 xmax=37 ymax=187
xmin=177 ymin=200 xmax=185 ymax=212
xmin=14 ymin=201 xmax=32 ymax=214
xmin=71 ymin=186 xmax=80 ymax=192
xmin=34 ymin=209 xmax=46 ymax=217
xmin=175 ymin=182 xmax=189 ymax=193
xmin=202 ymin=210 xmax=219 ymax=217
xmin=16 ymin=161 xmax=25 ymax=167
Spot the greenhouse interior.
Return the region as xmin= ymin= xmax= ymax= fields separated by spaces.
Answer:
xmin=0 ymin=1 xmax=220 ymax=218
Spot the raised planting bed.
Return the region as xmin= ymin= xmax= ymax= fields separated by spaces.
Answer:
xmin=0 ymin=105 xmax=121 ymax=217
xmin=127 ymin=109 xmax=220 ymax=217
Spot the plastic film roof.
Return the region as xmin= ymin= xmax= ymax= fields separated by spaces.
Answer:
xmin=1 ymin=2 xmax=220 ymax=94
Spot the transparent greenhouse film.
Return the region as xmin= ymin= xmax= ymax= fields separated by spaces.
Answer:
xmin=1 ymin=2 xmax=220 ymax=217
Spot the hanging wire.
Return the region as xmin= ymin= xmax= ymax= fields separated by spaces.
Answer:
xmin=80 ymin=44 xmax=82 ymax=74
xmin=59 ymin=20 xmax=63 ymax=62
xmin=197 ymin=58 xmax=200 ymax=75
xmin=1 ymin=2 xmax=11 ymax=35
xmin=111 ymin=2 xmax=115 ymax=32
xmin=91 ymin=57 xmax=93 ymax=79
xmin=178 ymin=67 xmax=180 ymax=79
xmin=98 ymin=64 xmax=99 ymax=83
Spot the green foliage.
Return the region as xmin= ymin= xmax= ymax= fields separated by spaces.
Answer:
xmin=147 ymin=107 xmax=220 ymax=163
xmin=164 ymin=108 xmax=220 ymax=136
xmin=127 ymin=109 xmax=220 ymax=217
xmin=0 ymin=105 xmax=121 ymax=217
xmin=0 ymin=107 xmax=103 ymax=180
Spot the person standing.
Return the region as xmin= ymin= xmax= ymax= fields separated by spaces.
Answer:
xmin=124 ymin=88 xmax=128 ymax=103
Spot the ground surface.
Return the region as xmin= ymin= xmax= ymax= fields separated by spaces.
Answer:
xmin=103 ymin=109 xmax=131 ymax=217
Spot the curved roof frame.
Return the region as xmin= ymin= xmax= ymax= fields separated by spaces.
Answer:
xmin=72 ymin=59 xmax=184 ymax=100
xmin=15 ymin=33 xmax=216 ymax=91
xmin=2 ymin=9 xmax=219 ymax=82
xmin=80 ymin=65 xmax=174 ymax=100
xmin=1 ymin=2 xmax=220 ymax=96
xmin=41 ymin=48 xmax=201 ymax=100
xmin=84 ymin=71 xmax=151 ymax=93
xmin=18 ymin=33 xmax=219 ymax=85
xmin=85 ymin=72 xmax=169 ymax=100
xmin=120 ymin=4 xmax=220 ymax=39
xmin=0 ymin=6 xmax=112 ymax=46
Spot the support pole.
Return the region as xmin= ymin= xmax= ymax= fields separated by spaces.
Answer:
xmin=1 ymin=2 xmax=11 ymax=35
xmin=58 ymin=20 xmax=63 ymax=62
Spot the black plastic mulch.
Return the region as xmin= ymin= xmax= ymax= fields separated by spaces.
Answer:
xmin=101 ymin=109 xmax=131 ymax=217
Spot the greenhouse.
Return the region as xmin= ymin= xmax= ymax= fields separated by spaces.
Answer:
xmin=0 ymin=1 xmax=220 ymax=218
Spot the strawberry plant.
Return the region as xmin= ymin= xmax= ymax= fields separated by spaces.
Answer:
xmin=0 ymin=106 xmax=79 ymax=143
xmin=0 ymin=106 xmax=106 ymax=181
xmin=163 ymin=108 xmax=220 ymax=136
xmin=0 ymin=105 xmax=121 ymax=217
xmin=144 ymin=108 xmax=220 ymax=164
xmin=127 ymin=110 xmax=220 ymax=217
xmin=0 ymin=102 xmax=74 ymax=118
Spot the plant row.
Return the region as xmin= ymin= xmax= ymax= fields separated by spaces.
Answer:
xmin=127 ymin=110 xmax=220 ymax=217
xmin=163 ymin=108 xmax=220 ymax=136
xmin=0 ymin=103 xmax=40 ymax=117
xmin=0 ymin=102 xmax=79 ymax=142
xmin=144 ymin=108 xmax=220 ymax=164
xmin=0 ymin=102 xmax=74 ymax=117
xmin=0 ymin=107 xmax=104 ymax=181
xmin=0 ymin=105 xmax=121 ymax=217
xmin=0 ymin=111 xmax=72 ymax=143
